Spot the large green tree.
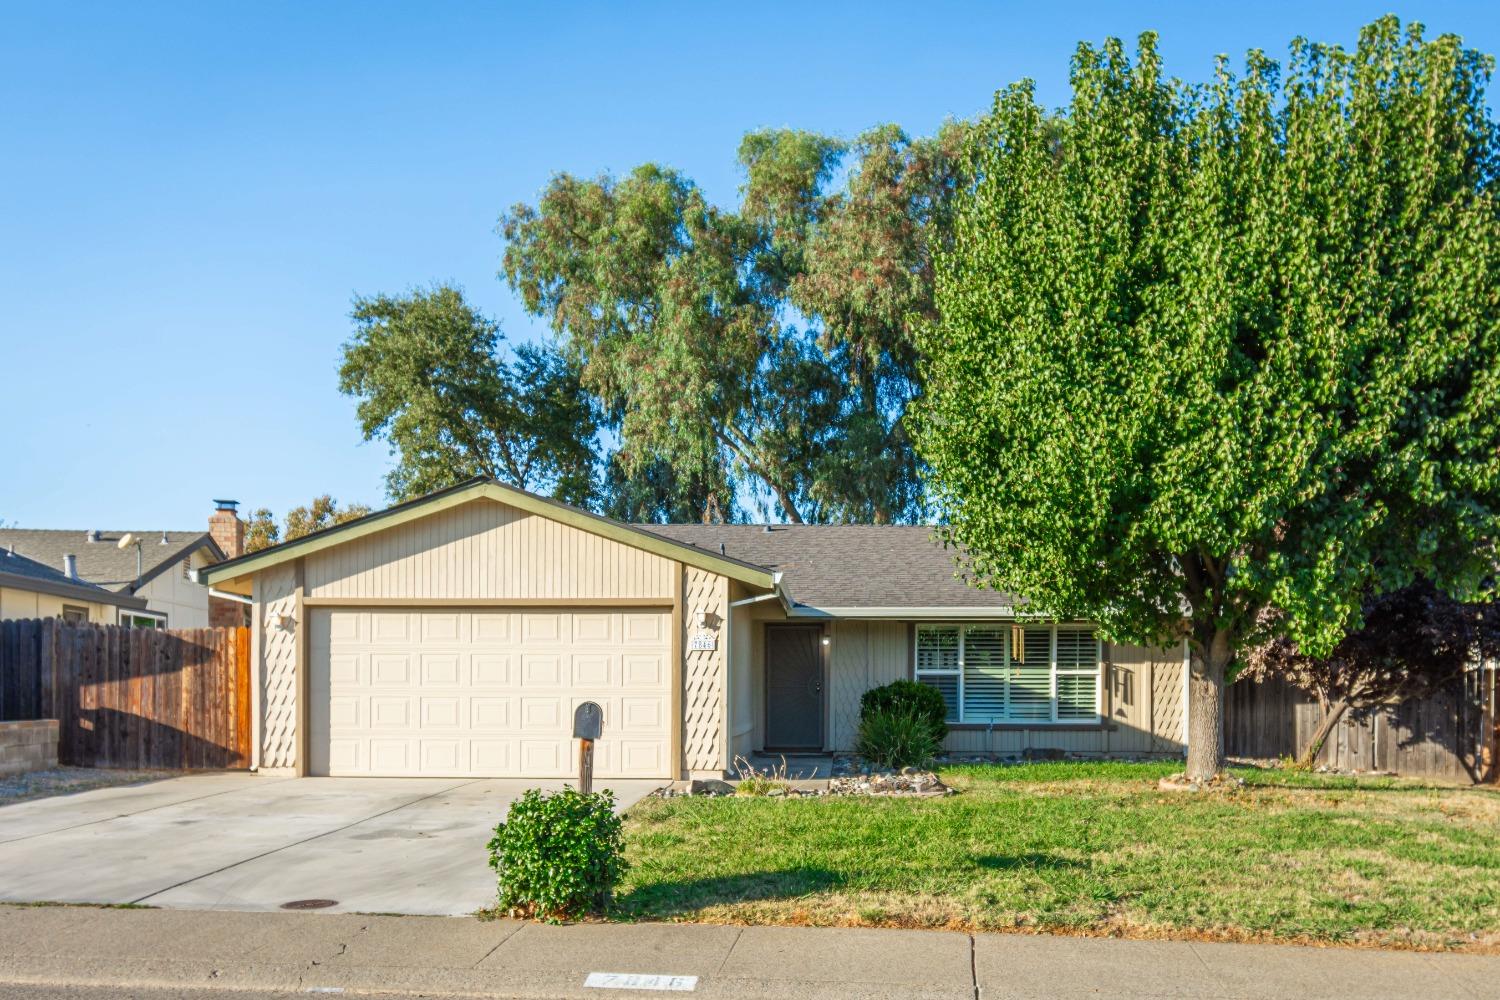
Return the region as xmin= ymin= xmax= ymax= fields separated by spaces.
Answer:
xmin=339 ymin=285 xmax=599 ymax=505
xmin=501 ymin=124 xmax=965 ymax=523
xmin=917 ymin=17 xmax=1500 ymax=780
xmin=243 ymin=495 xmax=373 ymax=554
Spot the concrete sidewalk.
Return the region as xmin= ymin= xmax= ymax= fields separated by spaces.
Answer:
xmin=0 ymin=905 xmax=1495 ymax=999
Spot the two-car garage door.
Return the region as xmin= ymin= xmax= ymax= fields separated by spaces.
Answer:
xmin=307 ymin=607 xmax=671 ymax=778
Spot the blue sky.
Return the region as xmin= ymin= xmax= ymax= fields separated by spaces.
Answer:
xmin=2 ymin=1 xmax=1496 ymax=530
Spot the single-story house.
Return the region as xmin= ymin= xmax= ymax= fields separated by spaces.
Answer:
xmin=0 ymin=500 xmax=242 ymax=627
xmin=0 ymin=546 xmax=152 ymax=624
xmin=201 ymin=478 xmax=1189 ymax=780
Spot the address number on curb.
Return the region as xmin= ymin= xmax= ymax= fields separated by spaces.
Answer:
xmin=584 ymin=972 xmax=698 ymax=991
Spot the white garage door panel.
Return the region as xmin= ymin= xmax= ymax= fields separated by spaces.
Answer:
xmin=310 ymin=608 xmax=670 ymax=778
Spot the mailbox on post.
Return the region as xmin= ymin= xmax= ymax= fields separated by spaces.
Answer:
xmin=573 ymin=701 xmax=603 ymax=794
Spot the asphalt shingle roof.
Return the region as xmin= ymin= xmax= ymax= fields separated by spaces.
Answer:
xmin=0 ymin=529 xmax=218 ymax=593
xmin=634 ymin=524 xmax=1020 ymax=611
xmin=0 ymin=546 xmax=113 ymax=591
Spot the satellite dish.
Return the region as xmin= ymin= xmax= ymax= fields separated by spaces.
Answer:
xmin=116 ymin=533 xmax=136 ymax=549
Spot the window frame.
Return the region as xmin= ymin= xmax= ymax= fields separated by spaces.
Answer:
xmin=119 ymin=610 xmax=168 ymax=629
xmin=913 ymin=622 xmax=1103 ymax=725
xmin=60 ymin=604 xmax=89 ymax=625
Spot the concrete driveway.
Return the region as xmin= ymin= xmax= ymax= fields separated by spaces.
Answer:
xmin=0 ymin=774 xmax=661 ymax=916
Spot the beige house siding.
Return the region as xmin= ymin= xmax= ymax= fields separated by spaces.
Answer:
xmin=1143 ymin=641 xmax=1187 ymax=751
xmin=254 ymin=563 xmax=299 ymax=771
xmin=248 ymin=497 xmax=719 ymax=777
xmin=134 ymin=548 xmax=214 ymax=627
xmin=682 ymin=567 xmax=729 ymax=776
xmin=304 ymin=499 xmax=675 ymax=601
xmin=0 ymin=586 xmax=118 ymax=624
xmin=830 ymin=620 xmax=911 ymax=751
xmin=727 ymin=586 xmax=758 ymax=760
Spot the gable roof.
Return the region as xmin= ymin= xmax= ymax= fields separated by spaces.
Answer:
xmin=0 ymin=546 xmax=150 ymax=610
xmin=637 ymin=524 xmax=1018 ymax=615
xmin=0 ymin=529 xmax=223 ymax=595
xmin=199 ymin=478 xmax=781 ymax=593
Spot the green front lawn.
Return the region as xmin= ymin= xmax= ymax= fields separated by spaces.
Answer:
xmin=617 ymin=762 xmax=1500 ymax=950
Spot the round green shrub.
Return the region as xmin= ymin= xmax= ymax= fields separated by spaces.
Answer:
xmin=487 ymin=787 xmax=626 ymax=921
xmin=859 ymin=679 xmax=948 ymax=744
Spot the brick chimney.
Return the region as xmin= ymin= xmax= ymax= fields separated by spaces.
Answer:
xmin=209 ymin=499 xmax=244 ymax=560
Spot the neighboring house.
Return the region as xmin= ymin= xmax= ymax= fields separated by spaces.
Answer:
xmin=0 ymin=546 xmax=151 ymax=624
xmin=0 ymin=500 xmax=249 ymax=628
xmin=201 ymin=478 xmax=1189 ymax=780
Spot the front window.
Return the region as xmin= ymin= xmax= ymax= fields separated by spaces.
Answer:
xmin=915 ymin=624 xmax=1101 ymax=723
xmin=119 ymin=611 xmax=167 ymax=629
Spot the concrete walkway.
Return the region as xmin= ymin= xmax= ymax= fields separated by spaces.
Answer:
xmin=0 ymin=905 xmax=1494 ymax=999
xmin=0 ymin=774 xmax=660 ymax=915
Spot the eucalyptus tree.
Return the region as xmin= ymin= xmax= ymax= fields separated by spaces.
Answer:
xmin=917 ymin=17 xmax=1500 ymax=779
xmin=501 ymin=125 xmax=966 ymax=523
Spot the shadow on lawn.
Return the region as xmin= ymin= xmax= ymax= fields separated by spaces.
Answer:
xmin=616 ymin=867 xmax=844 ymax=916
xmin=973 ymin=852 xmax=1084 ymax=872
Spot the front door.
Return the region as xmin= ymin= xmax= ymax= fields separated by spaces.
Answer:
xmin=765 ymin=625 xmax=824 ymax=750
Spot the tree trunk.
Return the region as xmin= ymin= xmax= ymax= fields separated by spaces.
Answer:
xmin=1185 ymin=633 xmax=1231 ymax=782
xmin=1298 ymin=697 xmax=1351 ymax=769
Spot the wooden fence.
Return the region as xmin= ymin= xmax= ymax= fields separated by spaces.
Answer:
xmin=1225 ymin=667 xmax=1496 ymax=783
xmin=0 ymin=619 xmax=251 ymax=770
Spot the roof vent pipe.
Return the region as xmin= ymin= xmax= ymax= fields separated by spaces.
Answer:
xmin=719 ymin=542 xmax=726 ymax=556
xmin=86 ymin=530 xmax=100 ymax=543
xmin=762 ymin=524 xmax=771 ymax=533
xmin=159 ymin=531 xmax=170 ymax=545
xmin=63 ymin=553 xmax=78 ymax=579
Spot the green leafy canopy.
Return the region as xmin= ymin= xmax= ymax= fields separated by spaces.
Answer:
xmin=500 ymin=124 xmax=968 ymax=523
xmin=916 ymin=16 xmax=1500 ymax=771
xmin=339 ymin=284 xmax=599 ymax=505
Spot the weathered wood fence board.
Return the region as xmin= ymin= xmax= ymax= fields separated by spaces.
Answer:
xmin=0 ymin=619 xmax=250 ymax=770
xmin=1226 ymin=668 xmax=1495 ymax=783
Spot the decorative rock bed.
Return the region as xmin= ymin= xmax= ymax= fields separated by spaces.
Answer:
xmin=653 ymin=765 xmax=955 ymax=799
xmin=827 ymin=767 xmax=955 ymax=797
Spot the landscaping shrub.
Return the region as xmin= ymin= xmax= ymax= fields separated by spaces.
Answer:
xmin=859 ymin=680 xmax=948 ymax=744
xmin=487 ymin=787 xmax=625 ymax=921
xmin=856 ymin=708 xmax=941 ymax=769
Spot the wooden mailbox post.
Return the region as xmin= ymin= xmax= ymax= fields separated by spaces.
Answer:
xmin=573 ymin=701 xmax=603 ymax=794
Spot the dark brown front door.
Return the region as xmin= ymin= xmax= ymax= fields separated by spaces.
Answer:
xmin=765 ymin=625 xmax=824 ymax=750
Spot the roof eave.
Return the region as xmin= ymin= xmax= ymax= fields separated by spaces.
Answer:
xmin=787 ymin=604 xmax=1022 ymax=619
xmin=127 ymin=534 xmax=225 ymax=594
xmin=0 ymin=569 xmax=150 ymax=610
